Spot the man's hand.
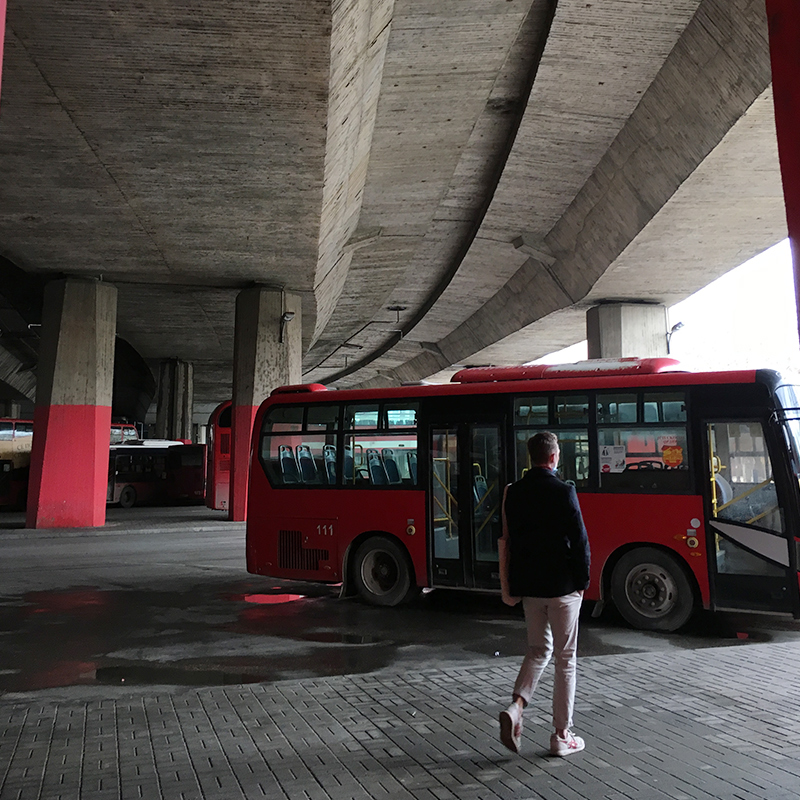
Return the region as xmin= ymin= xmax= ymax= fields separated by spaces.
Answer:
xmin=502 ymin=593 xmax=521 ymax=607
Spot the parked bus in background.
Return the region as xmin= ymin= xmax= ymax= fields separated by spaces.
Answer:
xmin=108 ymin=441 xmax=206 ymax=508
xmin=245 ymin=358 xmax=800 ymax=632
xmin=110 ymin=423 xmax=140 ymax=444
xmin=0 ymin=419 xmax=33 ymax=508
xmin=206 ymin=400 xmax=232 ymax=511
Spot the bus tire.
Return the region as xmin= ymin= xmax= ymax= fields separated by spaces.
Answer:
xmin=353 ymin=536 xmax=418 ymax=607
xmin=119 ymin=485 xmax=137 ymax=509
xmin=610 ymin=547 xmax=695 ymax=632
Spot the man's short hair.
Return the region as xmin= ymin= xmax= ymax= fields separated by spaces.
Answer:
xmin=527 ymin=431 xmax=559 ymax=466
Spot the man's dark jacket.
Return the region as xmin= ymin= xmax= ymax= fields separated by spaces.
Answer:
xmin=504 ymin=467 xmax=591 ymax=598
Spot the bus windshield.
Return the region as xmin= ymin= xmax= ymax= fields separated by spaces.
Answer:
xmin=774 ymin=381 xmax=800 ymax=477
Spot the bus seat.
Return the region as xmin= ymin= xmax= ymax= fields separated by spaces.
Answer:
xmin=473 ymin=474 xmax=488 ymax=506
xmin=323 ymin=445 xmax=337 ymax=484
xmin=297 ymin=445 xmax=318 ymax=483
xmin=407 ymin=452 xmax=418 ymax=483
xmin=279 ymin=445 xmax=301 ymax=484
xmin=367 ymin=448 xmax=388 ymax=485
xmin=381 ymin=448 xmax=402 ymax=483
xmin=344 ymin=449 xmax=355 ymax=483
xmin=715 ymin=473 xmax=733 ymax=506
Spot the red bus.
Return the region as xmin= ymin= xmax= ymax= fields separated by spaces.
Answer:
xmin=0 ymin=419 xmax=33 ymax=508
xmin=110 ymin=423 xmax=140 ymax=445
xmin=1 ymin=420 xmax=145 ymax=509
xmin=245 ymin=358 xmax=800 ymax=631
xmin=206 ymin=401 xmax=232 ymax=510
xmin=108 ymin=442 xmax=206 ymax=508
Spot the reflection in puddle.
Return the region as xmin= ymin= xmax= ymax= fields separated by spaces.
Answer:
xmin=242 ymin=593 xmax=305 ymax=605
xmin=223 ymin=592 xmax=307 ymax=605
xmin=298 ymin=631 xmax=384 ymax=645
xmin=96 ymin=665 xmax=267 ymax=687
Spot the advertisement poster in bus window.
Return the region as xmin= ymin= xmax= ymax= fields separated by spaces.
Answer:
xmin=600 ymin=446 xmax=626 ymax=473
xmin=658 ymin=434 xmax=683 ymax=468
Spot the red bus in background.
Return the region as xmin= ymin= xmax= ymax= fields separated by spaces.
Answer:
xmin=110 ymin=423 xmax=140 ymax=444
xmin=0 ymin=419 xmax=33 ymax=508
xmin=108 ymin=441 xmax=206 ymax=508
xmin=245 ymin=358 xmax=800 ymax=631
xmin=206 ymin=400 xmax=232 ymax=511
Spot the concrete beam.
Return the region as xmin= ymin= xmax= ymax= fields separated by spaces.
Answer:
xmin=340 ymin=0 xmax=779 ymax=386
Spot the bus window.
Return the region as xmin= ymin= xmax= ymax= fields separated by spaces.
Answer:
xmin=122 ymin=426 xmax=139 ymax=442
xmin=385 ymin=403 xmax=418 ymax=429
xmin=344 ymin=434 xmax=417 ymax=487
xmin=0 ymin=422 xmax=12 ymax=441
xmin=345 ymin=404 xmax=379 ymax=430
xmin=306 ymin=405 xmax=340 ymax=431
xmin=644 ymin=392 xmax=687 ymax=423
xmin=597 ymin=427 xmax=690 ymax=492
xmin=471 ymin=425 xmax=501 ymax=562
xmin=341 ymin=403 xmax=418 ymax=487
xmin=709 ymin=422 xmax=782 ymax=534
xmin=14 ymin=422 xmax=33 ymax=439
xmin=265 ymin=406 xmax=303 ymax=433
xmin=514 ymin=429 xmax=589 ymax=488
xmin=596 ymin=394 xmax=637 ymax=424
xmin=708 ymin=421 xmax=785 ymax=580
xmin=555 ymin=395 xmax=589 ymax=426
xmin=432 ymin=429 xmax=459 ymax=558
xmin=514 ymin=397 xmax=548 ymax=426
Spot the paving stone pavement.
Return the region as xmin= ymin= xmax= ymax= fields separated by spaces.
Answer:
xmin=2 ymin=641 xmax=800 ymax=800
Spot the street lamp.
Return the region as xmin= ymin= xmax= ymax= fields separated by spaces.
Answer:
xmin=666 ymin=321 xmax=684 ymax=354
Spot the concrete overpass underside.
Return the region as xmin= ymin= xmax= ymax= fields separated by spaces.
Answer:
xmin=0 ymin=0 xmax=788 ymax=415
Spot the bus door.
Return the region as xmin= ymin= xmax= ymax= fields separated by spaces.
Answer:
xmin=705 ymin=420 xmax=797 ymax=614
xmin=429 ymin=421 xmax=504 ymax=590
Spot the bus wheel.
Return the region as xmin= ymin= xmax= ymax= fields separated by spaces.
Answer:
xmin=353 ymin=536 xmax=417 ymax=607
xmin=119 ymin=485 xmax=137 ymax=509
xmin=610 ymin=547 xmax=694 ymax=632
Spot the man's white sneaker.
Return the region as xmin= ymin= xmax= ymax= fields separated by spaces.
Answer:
xmin=499 ymin=703 xmax=523 ymax=754
xmin=550 ymin=730 xmax=585 ymax=757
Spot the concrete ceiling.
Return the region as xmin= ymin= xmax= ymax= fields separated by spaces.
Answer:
xmin=0 ymin=0 xmax=787 ymax=414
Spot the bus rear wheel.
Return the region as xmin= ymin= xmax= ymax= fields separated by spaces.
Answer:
xmin=610 ymin=547 xmax=695 ymax=632
xmin=353 ymin=536 xmax=418 ymax=607
xmin=119 ymin=485 xmax=137 ymax=509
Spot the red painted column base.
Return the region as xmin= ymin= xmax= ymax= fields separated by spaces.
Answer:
xmin=229 ymin=404 xmax=257 ymax=522
xmin=26 ymin=404 xmax=112 ymax=528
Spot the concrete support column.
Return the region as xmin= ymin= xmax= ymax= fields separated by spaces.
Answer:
xmin=766 ymin=1 xmax=800 ymax=340
xmin=27 ymin=279 xmax=117 ymax=528
xmin=229 ymin=288 xmax=301 ymax=521
xmin=586 ymin=303 xmax=668 ymax=359
xmin=155 ymin=359 xmax=194 ymax=441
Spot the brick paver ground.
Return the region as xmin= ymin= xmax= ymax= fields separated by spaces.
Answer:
xmin=2 ymin=641 xmax=799 ymax=800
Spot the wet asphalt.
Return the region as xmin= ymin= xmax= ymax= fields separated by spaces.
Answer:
xmin=2 ymin=506 xmax=800 ymax=698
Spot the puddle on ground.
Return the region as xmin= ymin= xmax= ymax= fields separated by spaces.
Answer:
xmin=96 ymin=665 xmax=268 ymax=687
xmin=296 ymin=631 xmax=385 ymax=645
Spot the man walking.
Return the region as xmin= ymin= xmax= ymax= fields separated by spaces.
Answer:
xmin=498 ymin=431 xmax=591 ymax=756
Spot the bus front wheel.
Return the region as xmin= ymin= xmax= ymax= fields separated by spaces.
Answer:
xmin=353 ymin=536 xmax=418 ymax=607
xmin=610 ymin=547 xmax=695 ymax=632
xmin=119 ymin=485 xmax=137 ymax=509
